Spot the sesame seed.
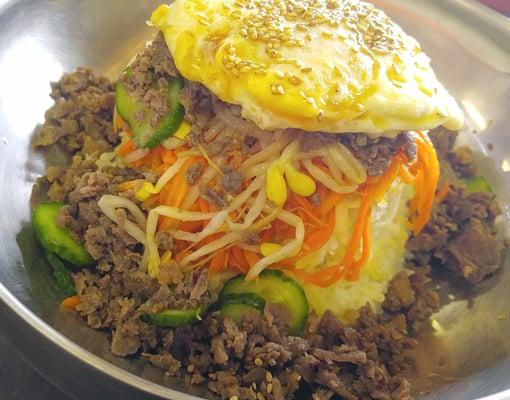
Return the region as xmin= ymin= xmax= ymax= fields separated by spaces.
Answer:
xmin=252 ymin=383 xmax=258 ymax=390
xmin=266 ymin=372 xmax=273 ymax=383
xmin=275 ymin=70 xmax=284 ymax=79
xmin=288 ymin=75 xmax=303 ymax=85
xmin=254 ymin=357 xmax=263 ymax=366
xmin=230 ymin=396 xmax=239 ymax=400
xmin=257 ymin=393 xmax=265 ymax=400
xmin=269 ymin=359 xmax=277 ymax=366
xmin=267 ymin=383 xmax=273 ymax=394
xmin=187 ymin=364 xmax=195 ymax=373
xmin=301 ymin=67 xmax=312 ymax=73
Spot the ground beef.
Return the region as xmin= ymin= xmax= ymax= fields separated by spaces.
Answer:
xmin=35 ymin=42 xmax=507 ymax=400
xmin=408 ymin=127 xmax=503 ymax=284
xmin=185 ymin=162 xmax=204 ymax=185
xmin=221 ymin=166 xmax=244 ymax=194
xmin=138 ymin=269 xmax=438 ymax=400
xmin=35 ymin=68 xmax=116 ymax=154
xmin=121 ymin=33 xmax=179 ymax=128
xmin=340 ymin=132 xmax=417 ymax=176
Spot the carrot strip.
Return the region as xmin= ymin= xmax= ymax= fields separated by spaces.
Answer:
xmin=61 ymin=295 xmax=81 ymax=310
xmin=291 ymin=265 xmax=346 ymax=288
xmin=435 ymin=179 xmax=450 ymax=204
xmin=231 ymin=246 xmax=249 ymax=273
xmin=244 ymin=250 xmax=261 ymax=269
xmin=209 ymin=249 xmax=227 ymax=273
xmin=118 ymin=140 xmax=136 ymax=157
xmin=303 ymin=209 xmax=335 ymax=252
xmin=161 ymin=149 xmax=177 ymax=164
xmin=318 ymin=190 xmax=344 ymax=216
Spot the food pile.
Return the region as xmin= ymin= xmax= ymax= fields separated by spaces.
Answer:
xmin=31 ymin=1 xmax=505 ymax=399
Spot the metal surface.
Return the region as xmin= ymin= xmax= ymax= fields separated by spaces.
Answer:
xmin=0 ymin=0 xmax=509 ymax=399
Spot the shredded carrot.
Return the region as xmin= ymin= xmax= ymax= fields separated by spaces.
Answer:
xmin=243 ymin=250 xmax=261 ymax=269
xmin=142 ymin=194 xmax=160 ymax=210
xmin=408 ymin=131 xmax=440 ymax=235
xmin=436 ymin=179 xmax=450 ymax=204
xmin=290 ymin=265 xmax=346 ymax=288
xmin=303 ymin=209 xmax=335 ymax=252
xmin=231 ymin=246 xmax=249 ymax=273
xmin=61 ymin=295 xmax=81 ymax=310
xmin=318 ymin=190 xmax=343 ymax=216
xmin=209 ymin=249 xmax=227 ymax=273
xmin=118 ymin=140 xmax=136 ymax=157
xmin=161 ymin=149 xmax=177 ymax=164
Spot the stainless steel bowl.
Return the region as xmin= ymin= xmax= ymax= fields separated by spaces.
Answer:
xmin=0 ymin=1 xmax=509 ymax=399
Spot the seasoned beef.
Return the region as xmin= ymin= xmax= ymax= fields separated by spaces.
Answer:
xmin=36 ymin=68 xmax=116 ymax=154
xmin=121 ymin=33 xmax=178 ymax=128
xmin=221 ymin=166 xmax=244 ymax=194
xmin=408 ymin=127 xmax=503 ymax=284
xmin=140 ymin=269 xmax=436 ymax=400
xmin=340 ymin=131 xmax=417 ymax=176
xmin=185 ymin=162 xmax=204 ymax=185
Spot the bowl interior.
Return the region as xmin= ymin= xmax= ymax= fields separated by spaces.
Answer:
xmin=0 ymin=1 xmax=509 ymax=399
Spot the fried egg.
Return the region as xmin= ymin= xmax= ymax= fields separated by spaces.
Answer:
xmin=151 ymin=0 xmax=464 ymax=137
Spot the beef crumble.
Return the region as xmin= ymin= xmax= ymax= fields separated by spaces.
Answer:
xmin=33 ymin=44 xmax=506 ymax=399
xmin=407 ymin=127 xmax=504 ymax=284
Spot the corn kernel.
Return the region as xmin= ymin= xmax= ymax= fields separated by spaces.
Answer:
xmin=284 ymin=165 xmax=316 ymax=197
xmin=135 ymin=182 xmax=160 ymax=201
xmin=174 ymin=121 xmax=192 ymax=139
xmin=161 ymin=250 xmax=173 ymax=264
xmin=266 ymin=163 xmax=287 ymax=207
xmin=260 ymin=242 xmax=282 ymax=257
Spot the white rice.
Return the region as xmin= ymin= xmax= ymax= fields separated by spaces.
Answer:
xmin=303 ymin=181 xmax=414 ymax=323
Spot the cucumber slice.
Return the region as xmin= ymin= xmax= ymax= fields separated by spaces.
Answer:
xmin=115 ymin=77 xmax=185 ymax=149
xmin=32 ymin=202 xmax=93 ymax=267
xmin=218 ymin=293 xmax=266 ymax=325
xmin=463 ymin=175 xmax=492 ymax=194
xmin=141 ymin=304 xmax=207 ymax=327
xmin=219 ymin=270 xmax=309 ymax=335
xmin=46 ymin=253 xmax=76 ymax=297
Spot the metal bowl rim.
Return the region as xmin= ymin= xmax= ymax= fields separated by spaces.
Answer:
xmin=0 ymin=0 xmax=509 ymax=399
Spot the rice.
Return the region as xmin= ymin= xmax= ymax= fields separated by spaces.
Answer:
xmin=303 ymin=181 xmax=414 ymax=322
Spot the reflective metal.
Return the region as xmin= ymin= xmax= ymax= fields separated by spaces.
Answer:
xmin=0 ymin=1 xmax=509 ymax=399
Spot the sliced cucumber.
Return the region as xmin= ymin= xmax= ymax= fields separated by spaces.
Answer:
xmin=46 ymin=253 xmax=76 ymax=297
xmin=115 ymin=76 xmax=185 ymax=149
xmin=141 ymin=304 xmax=207 ymax=327
xmin=32 ymin=202 xmax=93 ymax=267
xmin=463 ymin=175 xmax=492 ymax=194
xmin=218 ymin=293 xmax=266 ymax=325
xmin=219 ymin=270 xmax=309 ymax=335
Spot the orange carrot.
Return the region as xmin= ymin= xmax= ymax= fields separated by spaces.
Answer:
xmin=209 ymin=249 xmax=227 ymax=273
xmin=231 ymin=246 xmax=249 ymax=273
xmin=161 ymin=149 xmax=177 ymax=164
xmin=435 ymin=179 xmax=450 ymax=204
xmin=291 ymin=265 xmax=346 ymax=288
xmin=318 ymin=190 xmax=343 ymax=216
xmin=118 ymin=140 xmax=136 ymax=157
xmin=243 ymin=250 xmax=261 ymax=269
xmin=61 ymin=295 xmax=81 ymax=310
xmin=303 ymin=209 xmax=335 ymax=252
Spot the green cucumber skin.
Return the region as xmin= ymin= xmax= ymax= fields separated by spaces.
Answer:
xmin=217 ymin=293 xmax=266 ymax=325
xmin=463 ymin=176 xmax=492 ymax=194
xmin=142 ymin=305 xmax=207 ymax=327
xmin=32 ymin=202 xmax=93 ymax=267
xmin=115 ymin=77 xmax=184 ymax=149
xmin=46 ymin=253 xmax=76 ymax=297
xmin=219 ymin=270 xmax=309 ymax=335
